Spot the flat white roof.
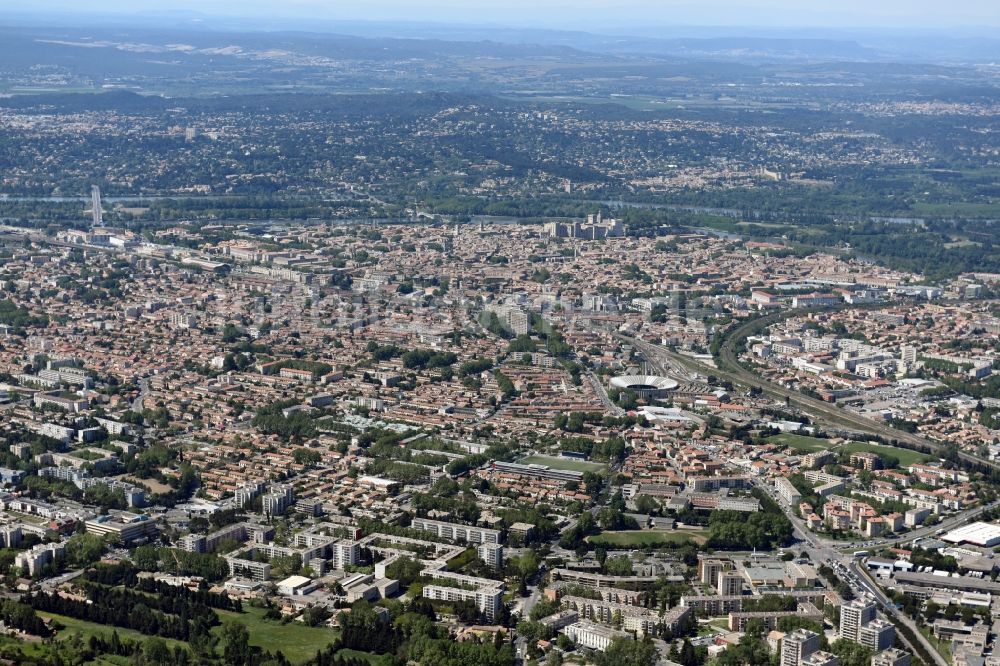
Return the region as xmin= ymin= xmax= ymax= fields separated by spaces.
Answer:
xmin=942 ymin=522 xmax=1000 ymax=547
xmin=277 ymin=575 xmax=312 ymax=588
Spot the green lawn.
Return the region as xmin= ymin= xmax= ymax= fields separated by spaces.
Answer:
xmin=769 ymin=435 xmax=931 ymax=468
xmin=216 ymin=607 xmax=339 ymax=663
xmin=40 ymin=606 xmax=338 ymax=665
xmin=38 ymin=611 xmax=190 ymax=650
xmin=588 ymin=529 xmax=706 ymax=548
xmin=518 ymin=454 xmax=606 ymax=473
xmin=840 ymin=441 xmax=932 ymax=468
xmin=768 ymin=433 xmax=832 ymax=452
xmin=0 ymin=634 xmax=49 ymax=659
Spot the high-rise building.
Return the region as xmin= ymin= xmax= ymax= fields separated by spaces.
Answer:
xmin=478 ymin=543 xmax=504 ymax=570
xmin=718 ymin=570 xmax=745 ymax=596
xmin=859 ymin=619 xmax=895 ymax=651
xmin=872 ymin=648 xmax=911 ymax=666
xmin=263 ymin=484 xmax=295 ymax=517
xmin=840 ymin=599 xmax=877 ymax=643
xmin=802 ymin=651 xmax=840 ymax=666
xmin=700 ymin=558 xmax=729 ymax=587
xmin=781 ymin=629 xmax=820 ymax=666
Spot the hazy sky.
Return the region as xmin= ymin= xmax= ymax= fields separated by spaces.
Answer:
xmin=12 ymin=0 xmax=1000 ymax=29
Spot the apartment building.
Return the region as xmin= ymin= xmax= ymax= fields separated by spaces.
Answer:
xmin=775 ymin=477 xmax=803 ymax=505
xmin=700 ymin=558 xmax=731 ymax=587
xmin=718 ymin=570 xmax=745 ymax=596
xmin=15 ymin=542 xmax=65 ymax=576
xmin=477 ymin=543 xmax=504 ymax=570
xmin=859 ymin=620 xmax=896 ymax=651
xmin=802 ymin=651 xmax=840 ymax=666
xmin=560 ymin=620 xmax=629 ymax=651
xmin=782 ymin=629 xmax=820 ymax=666
xmin=179 ymin=522 xmax=275 ymax=554
xmin=263 ymin=485 xmax=295 ymax=517
xmin=410 ymin=518 xmax=501 ymax=545
xmin=840 ymin=599 xmax=877 ymax=643
xmin=872 ymin=648 xmax=911 ymax=666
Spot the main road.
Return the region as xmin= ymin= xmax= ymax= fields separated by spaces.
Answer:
xmin=761 ymin=480 xmax=950 ymax=666
xmin=621 ymin=324 xmax=1000 ymax=474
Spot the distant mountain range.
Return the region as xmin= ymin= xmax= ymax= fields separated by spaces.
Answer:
xmin=4 ymin=10 xmax=1000 ymax=64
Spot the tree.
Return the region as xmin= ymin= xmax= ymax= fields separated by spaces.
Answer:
xmin=596 ymin=636 xmax=658 ymax=666
xmin=603 ymin=556 xmax=633 ymax=576
xmin=386 ymin=556 xmax=424 ymax=587
xmin=509 ymin=335 xmax=536 ymax=353
xmin=143 ymin=637 xmax=173 ymax=665
xmin=222 ymin=621 xmax=252 ymax=666
xmin=64 ymin=533 xmax=108 ymax=568
xmin=635 ymin=495 xmax=660 ymax=515
xmin=830 ymin=639 xmax=875 ymax=666
xmin=292 ymin=447 xmax=322 ymax=467
xmin=132 ymin=545 xmax=159 ymax=571
xmin=508 ymin=550 xmax=540 ymax=584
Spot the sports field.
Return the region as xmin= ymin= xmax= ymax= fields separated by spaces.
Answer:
xmin=767 ymin=433 xmax=831 ymax=452
xmin=518 ymin=454 xmax=606 ymax=473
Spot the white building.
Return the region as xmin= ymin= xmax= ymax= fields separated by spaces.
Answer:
xmin=775 ymin=477 xmax=803 ymax=505
xmin=15 ymin=542 xmax=65 ymax=575
xmin=477 ymin=543 xmax=504 ymax=570
xmin=840 ymin=599 xmax=877 ymax=643
xmin=409 ymin=518 xmax=500 ymax=545
xmin=561 ymin=620 xmax=629 ymax=652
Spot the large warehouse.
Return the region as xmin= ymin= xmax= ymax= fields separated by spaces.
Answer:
xmin=940 ymin=522 xmax=1000 ymax=547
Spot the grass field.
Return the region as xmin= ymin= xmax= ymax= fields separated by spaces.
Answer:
xmin=38 ymin=606 xmax=339 ymax=665
xmin=770 ymin=433 xmax=932 ymax=467
xmin=588 ymin=529 xmax=706 ymax=548
xmin=518 ymin=454 xmax=606 ymax=473
xmin=840 ymin=441 xmax=932 ymax=468
xmin=216 ymin=607 xmax=339 ymax=663
xmin=0 ymin=634 xmax=49 ymax=659
xmin=767 ymin=433 xmax=832 ymax=452
xmin=38 ymin=611 xmax=190 ymax=650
